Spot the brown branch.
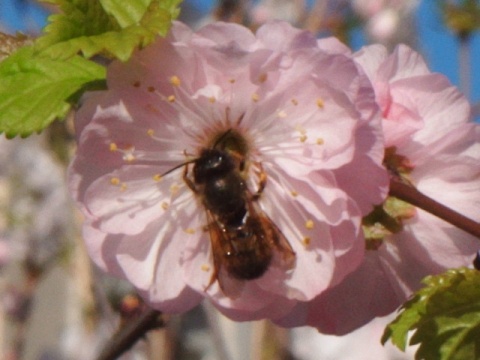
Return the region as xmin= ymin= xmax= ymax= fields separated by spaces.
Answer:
xmin=96 ymin=308 xmax=164 ymax=360
xmin=389 ymin=178 xmax=480 ymax=239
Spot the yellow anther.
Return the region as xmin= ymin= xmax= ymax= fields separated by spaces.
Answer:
xmin=110 ymin=177 xmax=120 ymax=186
xmin=290 ymin=190 xmax=298 ymax=197
xmin=169 ymin=75 xmax=181 ymax=86
xmin=258 ymin=73 xmax=268 ymax=83
xmin=291 ymin=98 xmax=298 ymax=106
xmin=167 ymin=95 xmax=176 ymax=103
xmin=251 ymin=93 xmax=260 ymax=102
xmin=299 ymin=134 xmax=307 ymax=143
xmin=123 ymin=153 xmax=135 ymax=162
xmin=277 ymin=110 xmax=287 ymax=118
xmin=109 ymin=143 xmax=118 ymax=152
xmin=184 ymin=228 xmax=195 ymax=234
xmin=209 ymin=96 xmax=216 ymax=103
xmin=316 ymin=98 xmax=324 ymax=108
xmin=305 ymin=219 xmax=314 ymax=230
xmin=120 ymin=183 xmax=127 ymax=192
xmin=161 ymin=202 xmax=169 ymax=210
xmin=229 ymin=78 xmax=236 ymax=84
xmin=201 ymin=264 xmax=210 ymax=272
xmin=153 ymin=174 xmax=162 ymax=182
xmin=302 ymin=236 xmax=311 ymax=246
xmin=316 ymin=138 xmax=324 ymax=145
xmin=170 ymin=184 xmax=180 ymax=195
xmin=147 ymin=129 xmax=155 ymax=137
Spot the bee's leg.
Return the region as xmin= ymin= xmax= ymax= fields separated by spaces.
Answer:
xmin=183 ymin=162 xmax=198 ymax=193
xmin=252 ymin=162 xmax=267 ymax=201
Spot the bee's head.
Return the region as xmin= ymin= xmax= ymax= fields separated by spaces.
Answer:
xmin=193 ymin=149 xmax=235 ymax=184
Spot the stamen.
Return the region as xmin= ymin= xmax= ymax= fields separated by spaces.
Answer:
xmin=120 ymin=183 xmax=127 ymax=192
xmin=290 ymin=190 xmax=298 ymax=197
xmin=258 ymin=73 xmax=268 ymax=83
xmin=147 ymin=129 xmax=155 ymax=137
xmin=123 ymin=148 xmax=136 ymax=162
xmin=277 ymin=110 xmax=287 ymax=118
xmin=109 ymin=142 xmax=118 ymax=152
xmin=184 ymin=228 xmax=195 ymax=234
xmin=299 ymin=134 xmax=307 ymax=143
xmin=167 ymin=95 xmax=176 ymax=103
xmin=170 ymin=183 xmax=180 ymax=195
xmin=110 ymin=177 xmax=120 ymax=186
xmin=169 ymin=75 xmax=181 ymax=86
xmin=147 ymin=86 xmax=155 ymax=92
xmin=316 ymin=98 xmax=324 ymax=109
xmin=133 ymin=81 xmax=141 ymax=87
xmin=305 ymin=219 xmax=314 ymax=230
xmin=251 ymin=93 xmax=260 ymax=102
xmin=153 ymin=174 xmax=162 ymax=182
xmin=302 ymin=236 xmax=311 ymax=246
xmin=209 ymin=96 xmax=216 ymax=103
xmin=291 ymin=98 xmax=298 ymax=106
xmin=161 ymin=202 xmax=169 ymax=210
xmin=201 ymin=264 xmax=210 ymax=272
xmin=316 ymin=138 xmax=324 ymax=145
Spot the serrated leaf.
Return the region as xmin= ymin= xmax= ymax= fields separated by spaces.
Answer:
xmin=36 ymin=0 xmax=180 ymax=61
xmin=99 ymin=0 xmax=151 ymax=27
xmin=382 ymin=268 xmax=480 ymax=360
xmin=0 ymin=46 xmax=105 ymax=137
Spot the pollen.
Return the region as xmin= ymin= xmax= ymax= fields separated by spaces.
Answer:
xmin=316 ymin=138 xmax=324 ymax=145
xmin=169 ymin=75 xmax=181 ymax=86
xmin=167 ymin=95 xmax=176 ymax=103
xmin=305 ymin=219 xmax=314 ymax=230
xmin=109 ymin=142 xmax=118 ymax=152
xmin=209 ymin=96 xmax=216 ymax=103
xmin=110 ymin=177 xmax=120 ymax=186
xmin=161 ymin=202 xmax=169 ymax=210
xmin=291 ymin=98 xmax=298 ymax=106
xmin=153 ymin=174 xmax=162 ymax=182
xmin=299 ymin=134 xmax=307 ymax=143
xmin=316 ymin=98 xmax=325 ymax=109
xmin=251 ymin=93 xmax=260 ymax=102
xmin=201 ymin=264 xmax=210 ymax=272
xmin=184 ymin=228 xmax=195 ymax=234
xmin=290 ymin=190 xmax=298 ymax=197
xmin=147 ymin=129 xmax=155 ymax=137
xmin=123 ymin=153 xmax=135 ymax=162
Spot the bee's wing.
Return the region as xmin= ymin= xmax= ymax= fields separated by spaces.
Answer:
xmin=247 ymin=199 xmax=296 ymax=270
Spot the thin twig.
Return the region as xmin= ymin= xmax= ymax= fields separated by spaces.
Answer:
xmin=389 ymin=178 xmax=480 ymax=239
xmin=96 ymin=308 xmax=164 ymax=360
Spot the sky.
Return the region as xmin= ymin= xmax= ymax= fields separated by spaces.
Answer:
xmin=1 ymin=0 xmax=479 ymax=108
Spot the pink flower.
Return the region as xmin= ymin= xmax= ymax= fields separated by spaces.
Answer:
xmin=276 ymin=44 xmax=480 ymax=334
xmin=68 ymin=21 xmax=387 ymax=320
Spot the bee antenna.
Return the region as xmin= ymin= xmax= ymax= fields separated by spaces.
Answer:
xmin=161 ymin=158 xmax=197 ymax=177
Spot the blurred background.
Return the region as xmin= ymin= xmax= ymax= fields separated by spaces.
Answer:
xmin=0 ymin=0 xmax=478 ymax=359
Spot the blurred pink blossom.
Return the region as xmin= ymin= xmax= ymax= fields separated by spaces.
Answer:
xmin=68 ymin=21 xmax=388 ymax=321
xmin=276 ymin=44 xmax=480 ymax=334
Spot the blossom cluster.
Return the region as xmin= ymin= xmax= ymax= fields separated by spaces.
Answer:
xmin=68 ymin=21 xmax=479 ymax=333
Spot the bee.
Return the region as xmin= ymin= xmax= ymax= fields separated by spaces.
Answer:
xmin=178 ymin=128 xmax=296 ymax=291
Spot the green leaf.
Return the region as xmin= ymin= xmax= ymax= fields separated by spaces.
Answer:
xmin=36 ymin=0 xmax=181 ymax=61
xmin=0 ymin=46 xmax=105 ymax=137
xmin=382 ymin=268 xmax=480 ymax=360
